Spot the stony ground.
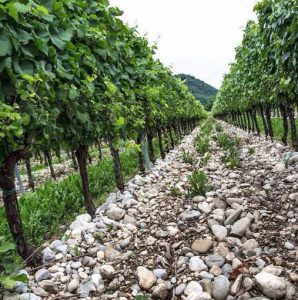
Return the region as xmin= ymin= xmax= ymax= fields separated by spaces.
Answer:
xmin=4 ymin=122 xmax=297 ymax=300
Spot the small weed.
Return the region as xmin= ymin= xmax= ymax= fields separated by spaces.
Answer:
xmin=215 ymin=123 xmax=223 ymax=132
xmin=73 ymin=245 xmax=81 ymax=256
xmin=221 ymin=149 xmax=241 ymax=169
xmin=95 ymin=232 xmax=105 ymax=241
xmin=170 ymin=186 xmax=181 ymax=197
xmin=200 ymin=153 xmax=211 ymax=167
xmin=216 ymin=133 xmax=240 ymax=151
xmin=194 ymin=136 xmax=210 ymax=155
xmin=107 ymin=224 xmax=115 ymax=232
xmin=201 ymin=120 xmax=214 ymax=136
xmin=188 ymin=170 xmax=210 ymax=196
xmin=182 ymin=149 xmax=194 ymax=165
xmin=248 ymin=147 xmax=255 ymax=155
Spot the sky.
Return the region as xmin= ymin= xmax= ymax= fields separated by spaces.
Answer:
xmin=109 ymin=0 xmax=258 ymax=89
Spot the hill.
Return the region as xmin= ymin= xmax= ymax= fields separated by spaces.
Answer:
xmin=177 ymin=74 xmax=217 ymax=110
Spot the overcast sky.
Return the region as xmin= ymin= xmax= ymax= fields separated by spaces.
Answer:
xmin=109 ymin=0 xmax=257 ymax=88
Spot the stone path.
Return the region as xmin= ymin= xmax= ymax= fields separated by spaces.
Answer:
xmin=5 ymin=122 xmax=297 ymax=300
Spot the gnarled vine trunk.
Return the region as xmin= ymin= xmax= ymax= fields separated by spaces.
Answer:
xmin=157 ymin=127 xmax=165 ymax=159
xmin=44 ymin=150 xmax=56 ymax=180
xmin=0 ymin=151 xmax=34 ymax=262
xmin=75 ymin=145 xmax=96 ymax=217
xmin=280 ymin=102 xmax=288 ymax=146
xmin=25 ymin=157 xmax=35 ymax=190
xmin=286 ymin=101 xmax=298 ymax=150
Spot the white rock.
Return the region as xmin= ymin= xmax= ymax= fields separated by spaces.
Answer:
xmin=91 ymin=274 xmax=105 ymax=293
xmin=212 ymin=275 xmax=230 ymax=300
xmin=255 ymin=272 xmax=287 ymax=299
xmin=230 ymin=217 xmax=250 ymax=237
xmin=136 ymin=266 xmax=157 ymax=290
xmin=184 ymin=281 xmax=203 ymax=296
xmin=35 ymin=269 xmax=50 ymax=282
xmin=106 ymin=204 xmax=125 ymax=221
xmin=67 ymin=279 xmax=79 ymax=293
xmin=100 ymin=265 xmax=115 ymax=279
xmin=189 ymin=257 xmax=208 ymax=272
xmin=20 ymin=294 xmax=41 ymax=300
xmin=211 ymin=225 xmax=227 ymax=241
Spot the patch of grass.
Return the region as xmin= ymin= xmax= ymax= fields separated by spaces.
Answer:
xmin=215 ymin=123 xmax=223 ymax=132
xmin=169 ymin=186 xmax=181 ymax=197
xmin=257 ymin=117 xmax=298 ymax=145
xmin=0 ymin=148 xmax=141 ymax=246
xmin=248 ymin=147 xmax=255 ymax=155
xmin=1 ymin=138 xmax=163 ymax=247
xmin=221 ymin=149 xmax=241 ymax=169
xmin=194 ymin=136 xmax=210 ymax=155
xmin=188 ymin=170 xmax=210 ymax=196
xmin=201 ymin=119 xmax=214 ymax=136
xmin=200 ymin=153 xmax=211 ymax=167
xmin=216 ymin=133 xmax=240 ymax=150
xmin=181 ymin=149 xmax=194 ymax=165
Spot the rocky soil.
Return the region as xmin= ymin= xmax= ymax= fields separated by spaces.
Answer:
xmin=4 ymin=122 xmax=297 ymax=300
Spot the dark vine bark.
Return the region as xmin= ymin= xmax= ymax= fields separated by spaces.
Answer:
xmin=147 ymin=127 xmax=155 ymax=163
xmin=246 ymin=111 xmax=251 ymax=132
xmin=75 ymin=145 xmax=96 ymax=217
xmin=279 ymin=102 xmax=288 ymax=146
xmin=71 ymin=150 xmax=78 ymax=171
xmin=44 ymin=150 xmax=56 ymax=180
xmin=286 ymin=101 xmax=298 ymax=150
xmin=108 ymin=140 xmax=124 ymax=192
xmin=96 ymin=139 xmax=102 ymax=161
xmin=168 ymin=125 xmax=175 ymax=149
xmin=163 ymin=128 xmax=170 ymax=153
xmin=252 ymin=110 xmax=260 ymax=136
xmin=136 ymin=133 xmax=145 ymax=174
xmin=25 ymin=157 xmax=35 ymax=190
xmin=0 ymin=150 xmax=36 ymax=262
xmin=157 ymin=127 xmax=165 ymax=159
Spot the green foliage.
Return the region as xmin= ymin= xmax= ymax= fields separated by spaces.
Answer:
xmin=194 ymin=136 xmax=210 ymax=155
xmin=215 ymin=123 xmax=223 ymax=132
xmin=178 ymin=74 xmax=218 ymax=110
xmin=169 ymin=186 xmax=181 ymax=197
xmin=182 ymin=149 xmax=194 ymax=165
xmin=0 ymin=236 xmax=28 ymax=290
xmin=212 ymin=0 xmax=297 ymax=129
xmin=200 ymin=153 xmax=211 ymax=167
xmin=248 ymin=147 xmax=255 ymax=155
xmin=188 ymin=170 xmax=210 ymax=196
xmin=216 ymin=134 xmax=240 ymax=151
xmin=221 ymin=149 xmax=241 ymax=170
xmin=0 ymin=148 xmax=140 ymax=245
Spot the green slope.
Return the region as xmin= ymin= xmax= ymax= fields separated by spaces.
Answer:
xmin=177 ymin=74 xmax=217 ymax=110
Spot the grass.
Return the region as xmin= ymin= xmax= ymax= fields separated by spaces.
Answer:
xmin=0 ymin=140 xmax=161 ymax=246
xmin=256 ymin=117 xmax=298 ymax=145
xmin=188 ymin=170 xmax=210 ymax=196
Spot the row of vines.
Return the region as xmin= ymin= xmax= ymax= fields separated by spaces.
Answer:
xmin=0 ymin=0 xmax=206 ymax=262
xmin=212 ymin=0 xmax=297 ymax=149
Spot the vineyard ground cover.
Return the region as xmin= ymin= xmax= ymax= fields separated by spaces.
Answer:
xmin=257 ymin=117 xmax=298 ymax=145
xmin=5 ymin=121 xmax=297 ymax=299
xmin=0 ymin=140 xmax=161 ymax=247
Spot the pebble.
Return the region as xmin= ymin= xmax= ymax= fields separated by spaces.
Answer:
xmin=255 ymin=272 xmax=287 ymax=299
xmin=211 ymin=224 xmax=227 ymax=241
xmin=212 ymin=275 xmax=230 ymax=300
xmin=191 ymin=239 xmax=213 ymax=253
xmin=137 ymin=266 xmax=157 ymax=290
